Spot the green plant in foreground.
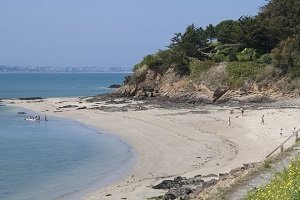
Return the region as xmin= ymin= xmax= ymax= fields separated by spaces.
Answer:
xmin=245 ymin=156 xmax=300 ymax=200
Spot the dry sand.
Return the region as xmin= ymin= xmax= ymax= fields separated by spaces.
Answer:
xmin=5 ymin=97 xmax=300 ymax=199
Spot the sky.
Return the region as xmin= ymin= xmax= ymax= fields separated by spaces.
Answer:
xmin=0 ymin=0 xmax=267 ymax=69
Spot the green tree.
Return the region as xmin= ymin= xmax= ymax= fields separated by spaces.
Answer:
xmin=272 ymin=34 xmax=300 ymax=73
xmin=258 ymin=0 xmax=300 ymax=50
xmin=238 ymin=16 xmax=269 ymax=52
xmin=215 ymin=20 xmax=241 ymax=44
xmin=169 ymin=24 xmax=209 ymax=60
xmin=205 ymin=24 xmax=216 ymax=42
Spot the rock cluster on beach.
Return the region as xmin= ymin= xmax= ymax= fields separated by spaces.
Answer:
xmin=150 ymin=163 xmax=258 ymax=200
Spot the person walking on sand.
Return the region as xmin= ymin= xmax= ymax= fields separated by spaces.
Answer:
xmin=45 ymin=115 xmax=48 ymax=121
xmin=261 ymin=114 xmax=265 ymax=125
xmin=280 ymin=128 xmax=283 ymax=136
xmin=240 ymin=107 xmax=244 ymax=117
xmin=228 ymin=117 xmax=231 ymax=127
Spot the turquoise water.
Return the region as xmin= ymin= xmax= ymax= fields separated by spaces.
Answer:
xmin=0 ymin=73 xmax=129 ymax=99
xmin=0 ymin=105 xmax=133 ymax=200
xmin=0 ymin=73 xmax=134 ymax=200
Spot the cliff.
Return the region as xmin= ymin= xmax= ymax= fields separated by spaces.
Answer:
xmin=116 ymin=62 xmax=300 ymax=104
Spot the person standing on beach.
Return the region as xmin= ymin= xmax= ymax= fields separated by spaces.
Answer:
xmin=228 ymin=117 xmax=231 ymax=127
xmin=280 ymin=128 xmax=283 ymax=136
xmin=240 ymin=107 xmax=244 ymax=117
xmin=261 ymin=114 xmax=265 ymax=125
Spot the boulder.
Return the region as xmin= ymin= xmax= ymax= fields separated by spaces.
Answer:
xmin=213 ymin=86 xmax=228 ymax=102
xmin=153 ymin=180 xmax=176 ymax=190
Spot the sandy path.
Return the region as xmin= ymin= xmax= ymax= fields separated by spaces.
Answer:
xmin=5 ymin=98 xmax=300 ymax=199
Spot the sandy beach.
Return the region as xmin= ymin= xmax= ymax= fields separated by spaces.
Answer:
xmin=5 ymin=97 xmax=300 ymax=199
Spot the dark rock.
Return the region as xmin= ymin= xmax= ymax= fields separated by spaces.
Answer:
xmin=153 ymin=180 xmax=176 ymax=190
xmin=58 ymin=105 xmax=78 ymax=109
xmin=17 ymin=112 xmax=26 ymax=114
xmin=193 ymin=174 xmax=202 ymax=178
xmin=162 ymin=193 xmax=176 ymax=200
xmin=243 ymin=163 xmax=256 ymax=169
xmin=153 ymin=176 xmax=189 ymax=190
xmin=76 ymin=106 xmax=87 ymax=110
xmin=168 ymin=186 xmax=192 ymax=199
xmin=18 ymin=97 xmax=43 ymax=100
xmin=202 ymin=173 xmax=218 ymax=178
xmin=213 ymin=87 xmax=228 ymax=102
xmin=202 ymin=179 xmax=217 ymax=189
xmin=105 ymin=194 xmax=112 ymax=196
xmin=108 ymin=84 xmax=121 ymax=88
xmin=219 ymin=173 xmax=228 ymax=178
xmin=229 ymin=167 xmax=244 ymax=174
xmin=174 ymin=176 xmax=185 ymax=182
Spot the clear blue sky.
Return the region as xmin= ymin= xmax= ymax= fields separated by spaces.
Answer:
xmin=0 ymin=0 xmax=266 ymax=69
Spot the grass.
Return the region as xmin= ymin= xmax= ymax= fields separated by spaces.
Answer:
xmin=245 ymin=156 xmax=300 ymax=200
xmin=204 ymin=147 xmax=295 ymax=200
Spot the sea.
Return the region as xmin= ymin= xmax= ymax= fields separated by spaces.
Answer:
xmin=0 ymin=73 xmax=133 ymax=200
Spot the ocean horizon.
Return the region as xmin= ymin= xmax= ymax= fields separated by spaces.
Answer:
xmin=0 ymin=72 xmax=130 ymax=99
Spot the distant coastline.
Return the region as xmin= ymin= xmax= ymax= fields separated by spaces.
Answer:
xmin=0 ymin=65 xmax=132 ymax=73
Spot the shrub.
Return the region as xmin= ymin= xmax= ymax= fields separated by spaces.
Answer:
xmin=246 ymin=156 xmax=300 ymax=200
xmin=189 ymin=59 xmax=215 ymax=80
xmin=212 ymin=52 xmax=227 ymax=62
xmin=237 ymin=48 xmax=262 ymax=62
xmin=287 ymin=67 xmax=300 ymax=79
xmin=258 ymin=53 xmax=272 ymax=64
xmin=272 ymin=34 xmax=300 ymax=74
xmin=226 ymin=61 xmax=266 ymax=88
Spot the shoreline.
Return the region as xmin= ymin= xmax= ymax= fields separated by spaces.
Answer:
xmin=1 ymin=103 xmax=135 ymax=200
xmin=5 ymin=97 xmax=300 ymax=199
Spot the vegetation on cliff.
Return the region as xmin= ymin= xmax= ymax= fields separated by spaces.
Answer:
xmin=121 ymin=0 xmax=300 ymax=99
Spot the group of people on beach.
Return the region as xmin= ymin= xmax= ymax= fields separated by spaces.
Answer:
xmin=24 ymin=115 xmax=47 ymax=121
xmin=228 ymin=107 xmax=244 ymax=127
xmin=228 ymin=108 xmax=297 ymax=137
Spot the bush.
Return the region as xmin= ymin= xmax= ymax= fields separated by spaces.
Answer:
xmin=228 ymin=53 xmax=238 ymax=62
xmin=214 ymin=43 xmax=244 ymax=55
xmin=189 ymin=59 xmax=215 ymax=80
xmin=287 ymin=67 xmax=300 ymax=79
xmin=212 ymin=52 xmax=227 ymax=62
xmin=129 ymin=65 xmax=148 ymax=85
xmin=258 ymin=53 xmax=272 ymax=64
xmin=246 ymin=157 xmax=300 ymax=200
xmin=237 ymin=48 xmax=261 ymax=62
xmin=226 ymin=61 xmax=266 ymax=88
xmin=272 ymin=34 xmax=300 ymax=74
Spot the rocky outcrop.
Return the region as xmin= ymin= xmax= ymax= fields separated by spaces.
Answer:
xmin=115 ymin=63 xmax=295 ymax=105
xmin=108 ymin=84 xmax=121 ymax=88
xmin=150 ymin=163 xmax=259 ymax=200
